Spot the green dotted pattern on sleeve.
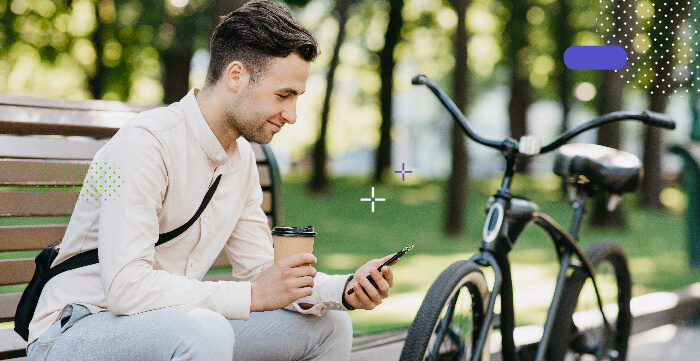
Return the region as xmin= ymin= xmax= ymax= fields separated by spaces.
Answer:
xmin=36 ymin=162 xmax=124 ymax=202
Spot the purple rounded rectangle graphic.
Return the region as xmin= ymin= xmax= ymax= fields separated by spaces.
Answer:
xmin=564 ymin=46 xmax=627 ymax=70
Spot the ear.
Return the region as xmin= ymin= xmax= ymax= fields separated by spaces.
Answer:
xmin=224 ymin=61 xmax=249 ymax=93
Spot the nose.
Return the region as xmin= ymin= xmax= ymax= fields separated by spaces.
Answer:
xmin=281 ymin=100 xmax=297 ymax=124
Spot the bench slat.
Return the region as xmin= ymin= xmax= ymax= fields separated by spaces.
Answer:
xmin=0 ymin=159 xmax=270 ymax=188
xmin=0 ymin=192 xmax=79 ymax=217
xmin=0 ymin=135 xmax=106 ymax=160
xmin=0 ymin=259 xmax=34 ymax=286
xmin=0 ymin=329 xmax=26 ymax=359
xmin=262 ymin=191 xmax=272 ymax=214
xmin=0 ymin=225 xmax=66 ymax=252
xmin=0 ymin=159 xmax=90 ymax=186
xmin=0 ymin=104 xmax=138 ymax=138
xmin=251 ymin=143 xmax=267 ymax=163
xmin=0 ymin=293 xmax=21 ymax=323
xmin=257 ymin=166 xmax=271 ymax=187
xmin=0 ymin=94 xmax=152 ymax=112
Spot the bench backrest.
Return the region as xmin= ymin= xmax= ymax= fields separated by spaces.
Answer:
xmin=0 ymin=95 xmax=284 ymax=358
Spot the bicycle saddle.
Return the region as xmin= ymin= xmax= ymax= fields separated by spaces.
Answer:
xmin=553 ymin=143 xmax=643 ymax=194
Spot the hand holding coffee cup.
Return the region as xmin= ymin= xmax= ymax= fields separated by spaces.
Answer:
xmin=250 ymin=252 xmax=317 ymax=312
xmin=251 ymin=227 xmax=317 ymax=312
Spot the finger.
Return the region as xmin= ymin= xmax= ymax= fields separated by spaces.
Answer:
xmin=350 ymin=283 xmax=374 ymax=309
xmin=291 ymin=275 xmax=315 ymax=289
xmin=344 ymin=289 xmax=361 ymax=309
xmin=371 ymin=253 xmax=395 ymax=268
xmin=379 ymin=252 xmax=402 ymax=267
xmin=369 ymin=268 xmax=390 ymax=298
xmin=357 ymin=272 xmax=382 ymax=305
xmin=371 ymin=268 xmax=391 ymax=297
xmin=281 ymin=253 xmax=317 ymax=267
xmin=381 ymin=266 xmax=394 ymax=287
xmin=291 ymin=265 xmax=317 ymax=278
xmin=297 ymin=286 xmax=314 ymax=298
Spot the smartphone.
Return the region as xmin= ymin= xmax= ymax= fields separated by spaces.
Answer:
xmin=347 ymin=243 xmax=414 ymax=295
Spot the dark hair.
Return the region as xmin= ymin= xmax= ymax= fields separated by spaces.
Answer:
xmin=205 ymin=0 xmax=318 ymax=86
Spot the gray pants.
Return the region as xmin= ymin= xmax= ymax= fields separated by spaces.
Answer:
xmin=27 ymin=304 xmax=353 ymax=361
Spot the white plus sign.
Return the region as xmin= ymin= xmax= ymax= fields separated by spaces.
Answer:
xmin=360 ymin=187 xmax=385 ymax=213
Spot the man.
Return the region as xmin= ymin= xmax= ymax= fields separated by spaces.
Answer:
xmin=28 ymin=1 xmax=395 ymax=360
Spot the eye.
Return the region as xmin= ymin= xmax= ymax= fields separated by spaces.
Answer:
xmin=277 ymin=94 xmax=290 ymax=100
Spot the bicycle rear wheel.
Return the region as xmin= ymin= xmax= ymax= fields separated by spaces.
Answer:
xmin=547 ymin=240 xmax=632 ymax=361
xmin=400 ymin=261 xmax=490 ymax=361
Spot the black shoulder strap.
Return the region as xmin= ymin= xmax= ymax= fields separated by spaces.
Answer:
xmin=45 ymin=174 xmax=223 ymax=280
xmin=156 ymin=174 xmax=222 ymax=246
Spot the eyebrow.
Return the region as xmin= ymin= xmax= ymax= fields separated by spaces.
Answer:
xmin=278 ymin=88 xmax=304 ymax=96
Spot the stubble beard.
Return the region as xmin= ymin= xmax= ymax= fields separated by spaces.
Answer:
xmin=225 ymin=95 xmax=273 ymax=145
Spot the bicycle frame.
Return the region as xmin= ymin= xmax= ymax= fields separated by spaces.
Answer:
xmin=466 ymin=148 xmax=609 ymax=361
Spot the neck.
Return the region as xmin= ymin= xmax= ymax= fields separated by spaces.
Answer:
xmin=195 ymin=87 xmax=240 ymax=156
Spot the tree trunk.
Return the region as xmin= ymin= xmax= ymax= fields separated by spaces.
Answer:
xmin=552 ymin=0 xmax=573 ymax=197
xmin=589 ymin=0 xmax=636 ymax=229
xmin=162 ymin=47 xmax=195 ymax=104
xmin=310 ymin=0 xmax=351 ymax=194
xmin=640 ymin=0 xmax=682 ymax=208
xmin=504 ymin=0 xmax=531 ymax=172
xmin=89 ymin=0 xmax=110 ymax=100
xmin=641 ymin=93 xmax=668 ymax=208
xmin=553 ymin=0 xmax=572 ymax=135
xmin=374 ymin=0 xmax=404 ymax=182
xmin=444 ymin=0 xmax=470 ymax=236
xmin=210 ymin=0 xmax=248 ymax=24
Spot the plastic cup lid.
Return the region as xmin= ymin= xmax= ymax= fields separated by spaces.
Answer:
xmin=271 ymin=226 xmax=316 ymax=237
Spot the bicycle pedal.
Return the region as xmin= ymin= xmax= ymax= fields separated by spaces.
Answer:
xmin=492 ymin=313 xmax=501 ymax=329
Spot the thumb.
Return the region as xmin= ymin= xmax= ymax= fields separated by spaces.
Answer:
xmin=380 ymin=253 xmax=399 ymax=267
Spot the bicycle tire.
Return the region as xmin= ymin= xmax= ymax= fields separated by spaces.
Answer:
xmin=546 ymin=240 xmax=632 ymax=361
xmin=400 ymin=260 xmax=490 ymax=361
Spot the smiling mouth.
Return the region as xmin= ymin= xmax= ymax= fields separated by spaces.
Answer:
xmin=267 ymin=120 xmax=282 ymax=132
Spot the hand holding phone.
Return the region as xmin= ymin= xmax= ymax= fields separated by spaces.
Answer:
xmin=347 ymin=243 xmax=414 ymax=295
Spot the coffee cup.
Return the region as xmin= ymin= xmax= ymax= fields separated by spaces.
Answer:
xmin=271 ymin=226 xmax=316 ymax=264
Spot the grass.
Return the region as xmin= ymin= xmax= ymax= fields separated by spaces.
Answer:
xmin=281 ymin=174 xmax=699 ymax=333
xmin=2 ymin=174 xmax=698 ymax=335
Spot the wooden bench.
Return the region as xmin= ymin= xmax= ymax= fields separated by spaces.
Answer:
xmin=0 ymin=94 xmax=284 ymax=359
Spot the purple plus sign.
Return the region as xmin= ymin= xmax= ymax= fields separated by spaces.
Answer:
xmin=394 ymin=163 xmax=413 ymax=181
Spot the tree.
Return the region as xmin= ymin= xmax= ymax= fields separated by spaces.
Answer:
xmin=310 ymin=0 xmax=353 ymax=194
xmin=89 ymin=1 xmax=108 ymax=99
xmin=159 ymin=2 xmax=211 ymax=104
xmin=590 ymin=0 xmax=636 ymax=228
xmin=444 ymin=0 xmax=470 ymax=236
xmin=641 ymin=1 xmax=689 ymax=208
xmin=551 ymin=0 xmax=573 ymax=134
xmin=374 ymin=0 xmax=405 ymax=182
xmin=502 ymin=0 xmax=532 ymax=172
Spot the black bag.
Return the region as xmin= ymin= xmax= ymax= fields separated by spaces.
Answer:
xmin=14 ymin=175 xmax=221 ymax=341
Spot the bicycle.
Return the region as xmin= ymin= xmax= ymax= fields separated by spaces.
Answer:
xmin=399 ymin=75 xmax=676 ymax=361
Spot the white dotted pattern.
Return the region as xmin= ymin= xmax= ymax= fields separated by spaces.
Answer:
xmin=597 ymin=0 xmax=699 ymax=96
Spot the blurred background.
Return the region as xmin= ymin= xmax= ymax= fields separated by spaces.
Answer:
xmin=1 ymin=0 xmax=699 ymax=333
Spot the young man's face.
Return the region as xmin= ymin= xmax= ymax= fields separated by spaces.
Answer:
xmin=225 ymin=53 xmax=310 ymax=144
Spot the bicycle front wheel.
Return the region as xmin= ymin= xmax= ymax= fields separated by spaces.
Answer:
xmin=547 ymin=240 xmax=632 ymax=361
xmin=400 ymin=260 xmax=490 ymax=361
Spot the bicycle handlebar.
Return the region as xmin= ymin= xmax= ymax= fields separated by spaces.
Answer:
xmin=412 ymin=75 xmax=677 ymax=155
xmin=412 ymin=75 xmax=503 ymax=149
